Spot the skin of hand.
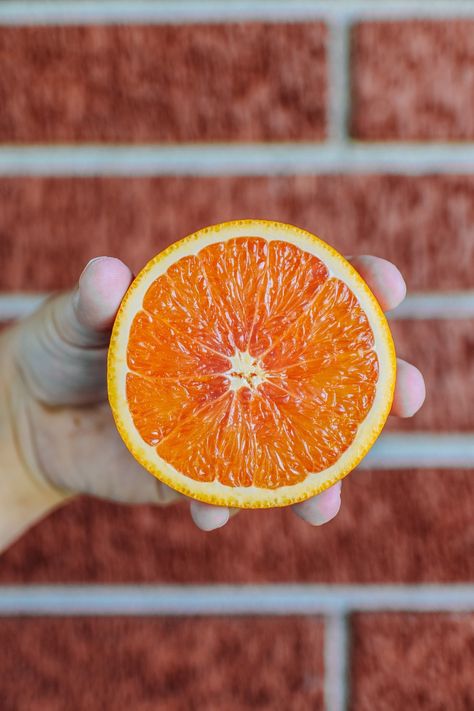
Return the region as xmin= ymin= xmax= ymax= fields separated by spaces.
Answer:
xmin=3 ymin=255 xmax=425 ymax=534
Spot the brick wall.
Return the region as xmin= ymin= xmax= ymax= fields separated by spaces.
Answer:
xmin=0 ymin=3 xmax=473 ymax=710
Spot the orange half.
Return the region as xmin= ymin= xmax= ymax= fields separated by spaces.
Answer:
xmin=108 ymin=220 xmax=396 ymax=508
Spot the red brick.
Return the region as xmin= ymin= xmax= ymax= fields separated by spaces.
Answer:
xmin=1 ymin=469 xmax=472 ymax=583
xmin=0 ymin=616 xmax=323 ymax=711
xmin=0 ymin=24 xmax=326 ymax=143
xmin=351 ymin=613 xmax=474 ymax=711
xmin=1 ymin=175 xmax=473 ymax=292
xmin=351 ymin=21 xmax=474 ymax=140
xmin=387 ymin=320 xmax=474 ymax=432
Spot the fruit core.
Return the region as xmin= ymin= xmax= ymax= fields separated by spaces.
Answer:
xmin=227 ymin=350 xmax=267 ymax=391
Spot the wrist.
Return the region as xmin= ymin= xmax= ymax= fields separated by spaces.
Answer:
xmin=0 ymin=328 xmax=72 ymax=552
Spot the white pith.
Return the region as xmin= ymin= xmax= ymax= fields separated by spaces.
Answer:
xmin=108 ymin=220 xmax=396 ymax=508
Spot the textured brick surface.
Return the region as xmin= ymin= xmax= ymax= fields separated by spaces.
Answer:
xmin=1 ymin=175 xmax=474 ymax=292
xmin=0 ymin=617 xmax=324 ymax=711
xmin=0 ymin=24 xmax=326 ymax=143
xmin=351 ymin=21 xmax=474 ymax=140
xmin=1 ymin=15 xmax=472 ymax=710
xmin=351 ymin=613 xmax=474 ymax=711
xmin=1 ymin=469 xmax=472 ymax=583
xmin=387 ymin=320 xmax=474 ymax=432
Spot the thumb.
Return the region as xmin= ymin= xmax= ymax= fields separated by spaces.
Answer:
xmin=15 ymin=257 xmax=133 ymax=406
xmin=74 ymin=257 xmax=134 ymax=334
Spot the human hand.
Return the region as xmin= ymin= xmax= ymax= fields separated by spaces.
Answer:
xmin=6 ymin=255 xmax=424 ymax=532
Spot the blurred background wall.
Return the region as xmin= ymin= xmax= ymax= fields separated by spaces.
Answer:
xmin=0 ymin=2 xmax=473 ymax=710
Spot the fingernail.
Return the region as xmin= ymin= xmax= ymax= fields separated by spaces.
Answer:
xmin=74 ymin=258 xmax=110 ymax=316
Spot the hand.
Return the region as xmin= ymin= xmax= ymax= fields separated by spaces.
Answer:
xmin=7 ymin=255 xmax=425 ymax=532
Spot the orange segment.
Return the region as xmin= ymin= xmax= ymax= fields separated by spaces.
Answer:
xmin=157 ymin=391 xmax=253 ymax=487
xmin=142 ymin=254 xmax=234 ymax=357
xmin=108 ymin=219 xmax=396 ymax=509
xmin=249 ymin=240 xmax=328 ymax=356
xmin=127 ymin=310 xmax=230 ymax=378
xmin=199 ymin=237 xmax=268 ymax=352
xmin=261 ymin=278 xmax=375 ymax=372
xmin=126 ymin=373 xmax=230 ymax=446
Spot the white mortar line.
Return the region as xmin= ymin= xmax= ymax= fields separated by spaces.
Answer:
xmin=362 ymin=433 xmax=474 ymax=469
xmin=0 ymin=584 xmax=471 ymax=616
xmin=2 ymin=144 xmax=474 ymax=176
xmin=325 ymin=614 xmax=349 ymax=711
xmin=388 ymin=292 xmax=474 ymax=320
xmin=327 ymin=20 xmax=351 ymax=144
xmin=2 ymin=292 xmax=474 ymax=323
xmin=1 ymin=1 xmax=474 ymax=24
xmin=0 ymin=294 xmax=48 ymax=321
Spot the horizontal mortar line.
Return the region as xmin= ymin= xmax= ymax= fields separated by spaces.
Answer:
xmin=2 ymin=144 xmax=474 ymax=176
xmin=1 ymin=1 xmax=474 ymax=24
xmin=362 ymin=433 xmax=474 ymax=469
xmin=0 ymin=584 xmax=471 ymax=616
xmin=0 ymin=293 xmax=48 ymax=320
xmin=2 ymin=291 xmax=474 ymax=322
xmin=389 ymin=292 xmax=474 ymax=320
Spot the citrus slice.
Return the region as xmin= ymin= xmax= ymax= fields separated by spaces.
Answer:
xmin=108 ymin=220 xmax=396 ymax=508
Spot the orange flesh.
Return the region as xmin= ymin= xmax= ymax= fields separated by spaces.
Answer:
xmin=126 ymin=238 xmax=378 ymax=489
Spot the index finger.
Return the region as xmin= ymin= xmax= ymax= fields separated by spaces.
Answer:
xmin=348 ymin=255 xmax=406 ymax=312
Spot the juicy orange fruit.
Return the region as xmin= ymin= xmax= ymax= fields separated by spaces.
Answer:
xmin=108 ymin=220 xmax=396 ymax=508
